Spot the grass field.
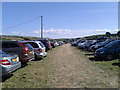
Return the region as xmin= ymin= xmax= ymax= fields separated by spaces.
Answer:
xmin=1 ymin=45 xmax=119 ymax=88
xmin=76 ymin=47 xmax=119 ymax=76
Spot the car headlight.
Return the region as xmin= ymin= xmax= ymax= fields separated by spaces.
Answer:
xmin=100 ymin=51 xmax=104 ymax=54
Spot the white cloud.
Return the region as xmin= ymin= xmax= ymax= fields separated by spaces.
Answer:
xmin=96 ymin=29 xmax=111 ymax=32
xmin=32 ymin=28 xmax=119 ymax=39
xmin=32 ymin=28 xmax=72 ymax=38
xmin=11 ymin=31 xmax=19 ymax=34
xmin=11 ymin=31 xmax=24 ymax=36
xmin=96 ymin=29 xmax=119 ymax=34
xmin=44 ymin=29 xmax=72 ymax=35
xmin=9 ymin=28 xmax=118 ymax=39
xmin=32 ymin=30 xmax=40 ymax=34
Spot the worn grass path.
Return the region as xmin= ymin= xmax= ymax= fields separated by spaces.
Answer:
xmin=2 ymin=44 xmax=118 ymax=88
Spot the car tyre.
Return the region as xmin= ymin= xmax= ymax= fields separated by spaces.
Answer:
xmin=34 ymin=54 xmax=37 ymax=60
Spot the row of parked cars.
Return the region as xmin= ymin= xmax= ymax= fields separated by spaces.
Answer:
xmin=71 ymin=39 xmax=120 ymax=60
xmin=0 ymin=39 xmax=64 ymax=78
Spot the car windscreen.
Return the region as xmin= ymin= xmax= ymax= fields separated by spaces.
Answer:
xmin=98 ymin=42 xmax=104 ymax=45
xmin=102 ymin=40 xmax=111 ymax=45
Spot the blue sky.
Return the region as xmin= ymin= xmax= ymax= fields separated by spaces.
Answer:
xmin=2 ymin=2 xmax=118 ymax=39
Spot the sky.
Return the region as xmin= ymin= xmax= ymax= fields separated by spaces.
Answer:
xmin=2 ymin=2 xmax=118 ymax=39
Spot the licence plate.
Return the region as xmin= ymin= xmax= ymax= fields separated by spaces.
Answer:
xmin=30 ymin=51 xmax=33 ymax=54
xmin=12 ymin=58 xmax=18 ymax=62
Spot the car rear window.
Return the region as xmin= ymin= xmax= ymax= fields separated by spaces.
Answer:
xmin=2 ymin=42 xmax=19 ymax=48
xmin=9 ymin=43 xmax=19 ymax=48
xmin=2 ymin=43 xmax=9 ymax=48
xmin=24 ymin=43 xmax=33 ymax=49
xmin=28 ymin=42 xmax=39 ymax=48
xmin=39 ymin=42 xmax=45 ymax=48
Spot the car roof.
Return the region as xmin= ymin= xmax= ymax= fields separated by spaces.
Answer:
xmin=25 ymin=41 xmax=42 ymax=43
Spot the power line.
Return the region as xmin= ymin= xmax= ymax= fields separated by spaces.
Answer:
xmin=2 ymin=16 xmax=41 ymax=30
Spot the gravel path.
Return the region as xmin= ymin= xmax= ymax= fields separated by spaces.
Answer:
xmin=47 ymin=44 xmax=118 ymax=88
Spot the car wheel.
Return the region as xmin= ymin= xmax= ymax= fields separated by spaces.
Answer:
xmin=106 ymin=55 xmax=113 ymax=60
xmin=34 ymin=54 xmax=37 ymax=60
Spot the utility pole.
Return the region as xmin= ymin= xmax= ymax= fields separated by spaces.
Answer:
xmin=40 ymin=16 xmax=43 ymax=39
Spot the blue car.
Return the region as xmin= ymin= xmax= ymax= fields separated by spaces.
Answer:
xmin=94 ymin=40 xmax=120 ymax=60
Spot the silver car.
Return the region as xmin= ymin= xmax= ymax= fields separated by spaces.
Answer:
xmin=0 ymin=50 xmax=21 ymax=77
xmin=26 ymin=41 xmax=47 ymax=59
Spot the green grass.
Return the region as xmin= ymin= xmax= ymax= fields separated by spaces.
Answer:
xmin=2 ymin=47 xmax=60 ymax=88
xmin=91 ymin=59 xmax=119 ymax=77
xmin=74 ymin=46 xmax=119 ymax=76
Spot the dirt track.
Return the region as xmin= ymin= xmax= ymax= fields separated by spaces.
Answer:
xmin=46 ymin=44 xmax=118 ymax=88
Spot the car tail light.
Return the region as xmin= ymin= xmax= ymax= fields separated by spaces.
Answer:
xmin=0 ymin=60 xmax=11 ymax=65
xmin=20 ymin=43 xmax=28 ymax=52
xmin=38 ymin=48 xmax=42 ymax=52
xmin=48 ymin=43 xmax=51 ymax=48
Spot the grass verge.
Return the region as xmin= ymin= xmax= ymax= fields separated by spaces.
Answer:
xmin=73 ymin=46 xmax=119 ymax=76
xmin=2 ymin=46 xmax=60 ymax=88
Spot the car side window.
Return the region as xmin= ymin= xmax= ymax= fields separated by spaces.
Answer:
xmin=28 ymin=42 xmax=39 ymax=48
xmin=9 ymin=43 xmax=19 ymax=48
xmin=24 ymin=43 xmax=33 ymax=49
xmin=2 ymin=43 xmax=10 ymax=48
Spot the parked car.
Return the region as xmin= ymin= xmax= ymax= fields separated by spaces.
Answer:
xmin=26 ymin=41 xmax=47 ymax=59
xmin=50 ymin=42 xmax=56 ymax=48
xmin=86 ymin=40 xmax=97 ymax=51
xmin=80 ymin=41 xmax=95 ymax=49
xmin=54 ymin=42 xmax=59 ymax=47
xmin=96 ymin=37 xmax=107 ymax=42
xmin=37 ymin=39 xmax=52 ymax=51
xmin=76 ymin=40 xmax=86 ymax=47
xmin=94 ymin=40 xmax=120 ymax=60
xmin=88 ymin=41 xmax=103 ymax=52
xmin=0 ymin=50 xmax=21 ymax=77
xmin=78 ymin=40 xmax=88 ymax=49
xmin=0 ymin=41 xmax=35 ymax=64
xmin=71 ymin=40 xmax=84 ymax=46
xmin=93 ymin=40 xmax=113 ymax=51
